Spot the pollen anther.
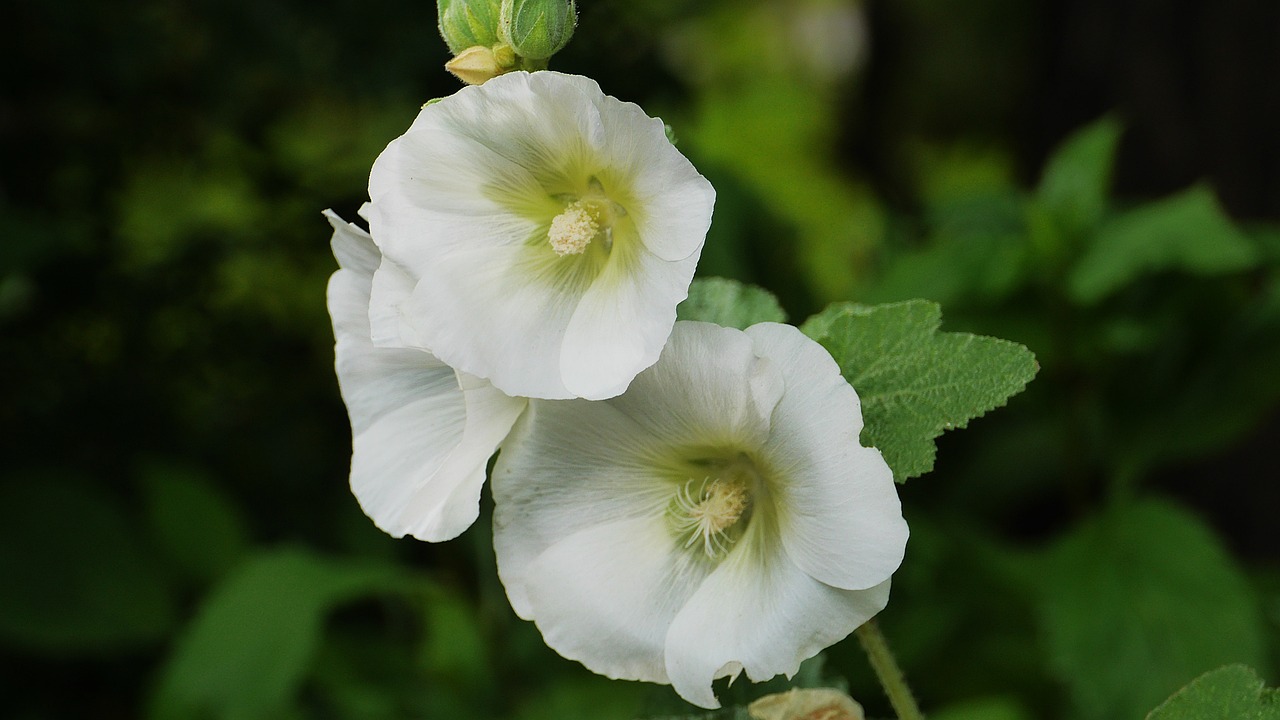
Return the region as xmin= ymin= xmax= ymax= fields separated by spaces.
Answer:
xmin=671 ymin=477 xmax=751 ymax=559
xmin=548 ymin=199 xmax=601 ymax=256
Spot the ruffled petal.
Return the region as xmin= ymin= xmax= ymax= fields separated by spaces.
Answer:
xmin=326 ymin=209 xmax=380 ymax=276
xmin=368 ymin=72 xmax=606 ymax=271
xmin=605 ymin=321 xmax=785 ymax=450
xmin=746 ymin=323 xmax=908 ymax=591
xmin=367 ymin=252 xmax=425 ymax=349
xmin=492 ymin=398 xmax=679 ymax=616
xmin=594 ymin=101 xmax=715 ymax=263
xmin=558 ymin=241 xmax=698 ymax=400
xmin=325 ymin=211 xmax=525 ymax=542
xmin=664 ymin=526 xmax=892 ymax=709
xmin=394 ymin=240 xmax=586 ymax=398
xmin=520 ymin=516 xmax=713 ymax=684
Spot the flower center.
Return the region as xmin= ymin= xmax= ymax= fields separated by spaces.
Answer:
xmin=670 ymin=476 xmax=752 ymax=559
xmin=547 ymin=199 xmax=602 ymax=256
xmin=546 ymin=178 xmax=628 ymax=257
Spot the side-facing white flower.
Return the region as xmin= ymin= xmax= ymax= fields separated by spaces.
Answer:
xmin=367 ymin=71 xmax=715 ymax=401
xmin=326 ymin=210 xmax=526 ymax=541
xmin=491 ymin=321 xmax=908 ymax=709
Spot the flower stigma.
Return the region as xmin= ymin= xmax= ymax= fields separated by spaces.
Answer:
xmin=670 ymin=475 xmax=753 ymax=559
xmin=547 ymin=198 xmax=602 ymax=256
xmin=546 ymin=177 xmax=628 ymax=257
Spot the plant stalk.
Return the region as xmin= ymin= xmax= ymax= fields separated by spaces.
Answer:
xmin=855 ymin=619 xmax=925 ymax=720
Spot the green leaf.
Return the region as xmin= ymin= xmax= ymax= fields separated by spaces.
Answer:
xmin=0 ymin=476 xmax=176 ymax=654
xmin=148 ymin=548 xmax=420 ymax=720
xmin=1037 ymin=116 xmax=1122 ymax=239
xmin=869 ymin=229 xmax=1029 ymax=307
xmin=676 ymin=277 xmax=786 ymax=330
xmin=1146 ymin=665 xmax=1280 ymax=720
xmin=138 ymin=461 xmax=251 ymax=587
xmin=1037 ymin=501 xmax=1268 ymax=720
xmin=801 ymin=300 xmax=1038 ymax=481
xmin=1110 ymin=274 xmax=1280 ymax=477
xmin=1068 ymin=185 xmax=1258 ymax=304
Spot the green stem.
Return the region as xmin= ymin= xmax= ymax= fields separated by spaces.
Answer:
xmin=855 ymin=619 xmax=925 ymax=720
xmin=517 ymin=56 xmax=549 ymax=71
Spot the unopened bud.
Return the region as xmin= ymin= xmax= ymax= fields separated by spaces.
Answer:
xmin=445 ymin=45 xmax=505 ymax=85
xmin=499 ymin=0 xmax=576 ymax=61
xmin=437 ymin=0 xmax=503 ymax=54
xmin=748 ymin=688 xmax=865 ymax=720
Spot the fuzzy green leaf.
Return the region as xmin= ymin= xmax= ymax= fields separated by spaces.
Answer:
xmin=801 ymin=300 xmax=1037 ymax=481
xmin=1068 ymin=185 xmax=1258 ymax=304
xmin=1146 ymin=665 xmax=1280 ymax=720
xmin=677 ymin=277 xmax=786 ymax=330
xmin=1038 ymin=501 xmax=1268 ymax=720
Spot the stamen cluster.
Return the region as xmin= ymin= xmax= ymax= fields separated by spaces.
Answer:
xmin=670 ymin=476 xmax=751 ymax=558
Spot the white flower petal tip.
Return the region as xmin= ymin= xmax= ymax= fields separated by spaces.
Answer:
xmin=491 ymin=320 xmax=908 ymax=708
xmin=367 ymin=71 xmax=716 ymax=400
xmin=324 ymin=211 xmax=526 ymax=543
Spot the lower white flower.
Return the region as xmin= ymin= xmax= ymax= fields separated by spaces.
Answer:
xmin=491 ymin=321 xmax=909 ymax=709
xmin=326 ymin=210 xmax=526 ymax=542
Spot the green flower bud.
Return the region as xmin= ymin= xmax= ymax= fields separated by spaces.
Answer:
xmin=499 ymin=0 xmax=577 ymax=61
xmin=437 ymin=0 xmax=503 ymax=55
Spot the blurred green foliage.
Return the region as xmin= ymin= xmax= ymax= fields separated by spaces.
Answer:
xmin=3 ymin=0 xmax=1278 ymax=718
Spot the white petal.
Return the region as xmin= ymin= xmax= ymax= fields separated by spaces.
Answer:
xmin=664 ymin=527 xmax=893 ymax=709
xmin=520 ymin=516 xmax=713 ymax=684
xmin=367 ymin=253 xmax=426 ymax=349
xmin=394 ymin=241 xmax=586 ymax=399
xmin=559 ymin=242 xmax=699 ymax=400
xmin=368 ymin=72 xmax=603 ymax=267
xmin=746 ymin=323 xmax=908 ymax=591
xmin=325 ymin=209 xmax=379 ymax=275
xmin=326 ymin=212 xmax=525 ymax=542
xmin=492 ymin=398 xmax=679 ymax=616
xmin=604 ymin=321 xmax=786 ymax=450
xmin=595 ymin=102 xmax=715 ymax=263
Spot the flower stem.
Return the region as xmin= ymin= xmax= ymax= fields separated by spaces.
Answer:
xmin=855 ymin=619 xmax=925 ymax=720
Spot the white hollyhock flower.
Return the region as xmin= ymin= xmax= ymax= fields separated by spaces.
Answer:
xmin=491 ymin=321 xmax=908 ymax=709
xmin=326 ymin=210 xmax=526 ymax=541
xmin=367 ymin=71 xmax=715 ymax=401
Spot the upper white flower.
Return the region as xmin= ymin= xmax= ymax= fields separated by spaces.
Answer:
xmin=491 ymin=321 xmax=909 ymax=709
xmin=326 ymin=209 xmax=526 ymax=542
xmin=366 ymin=71 xmax=716 ymax=401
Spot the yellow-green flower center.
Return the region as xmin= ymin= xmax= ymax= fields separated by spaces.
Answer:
xmin=547 ymin=199 xmax=604 ymax=256
xmin=670 ymin=474 xmax=754 ymax=559
xmin=544 ymin=177 xmax=629 ymax=258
